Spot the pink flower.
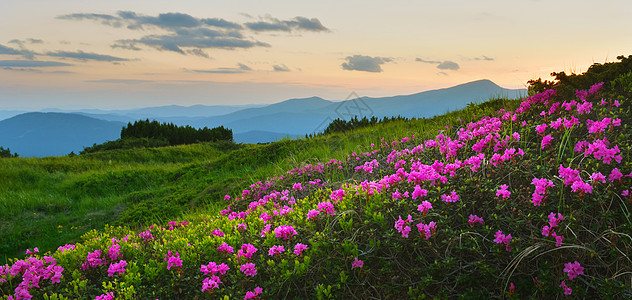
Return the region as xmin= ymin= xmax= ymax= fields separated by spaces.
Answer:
xmin=609 ymin=168 xmax=623 ymax=182
xmin=307 ymin=209 xmax=321 ymax=220
xmin=294 ymin=243 xmax=308 ymax=256
xmin=552 ymin=232 xmax=564 ymax=247
xmin=217 ymin=242 xmax=234 ymax=254
xmin=164 ymin=251 xmax=183 ymax=270
xmin=351 ymin=257 xmax=364 ymax=269
xmin=493 ymin=230 xmax=512 ymax=251
xmin=240 ymin=263 xmax=257 ymax=277
xmin=417 ymin=201 xmax=432 ymax=214
xmin=95 ymin=292 xmax=115 ymax=300
xmin=468 ymin=215 xmax=484 ymax=226
xmin=292 ymin=183 xmax=303 ymax=190
xmin=244 ymin=286 xmax=263 ymax=299
xmin=107 ymin=260 xmax=127 ymax=277
xmin=412 ymin=185 xmax=428 ymax=200
xmin=201 ymin=262 xmax=230 ymax=275
xmin=560 ymin=281 xmax=572 ymax=295
xmin=317 ymin=201 xmax=336 ymax=215
xmin=82 ymin=250 xmax=104 ymax=270
xmin=274 ymin=225 xmax=298 ymax=240
xmin=108 ymin=244 xmax=122 ymax=261
xmin=541 ymin=135 xmax=553 ymax=149
xmin=535 ymin=123 xmax=548 ymax=134
xmin=563 ymin=261 xmax=584 ymax=280
xmin=590 ymin=172 xmax=606 ymax=184
xmin=416 ymin=221 xmax=437 ymax=239
xmin=441 ymin=191 xmax=460 ymax=203
xmin=237 ymin=243 xmax=258 ymax=259
xmin=268 ymin=245 xmax=285 ymax=256
xmin=202 ymin=275 xmax=222 ymax=292
xmin=394 ymin=215 xmax=413 ymax=238
xmin=496 ymin=184 xmax=511 ymax=199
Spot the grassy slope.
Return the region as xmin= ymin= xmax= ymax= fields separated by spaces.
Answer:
xmin=0 ymin=98 xmax=512 ymax=263
xmin=2 ymin=84 xmax=629 ymax=298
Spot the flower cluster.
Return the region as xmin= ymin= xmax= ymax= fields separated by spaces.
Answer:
xmin=493 ymin=230 xmax=512 ymax=252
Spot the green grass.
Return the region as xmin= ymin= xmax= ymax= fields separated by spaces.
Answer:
xmin=0 ymin=97 xmax=518 ymax=263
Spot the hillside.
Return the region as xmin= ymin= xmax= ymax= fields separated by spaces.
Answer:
xmin=0 ymin=56 xmax=631 ymax=299
xmin=0 ymin=112 xmax=124 ymax=157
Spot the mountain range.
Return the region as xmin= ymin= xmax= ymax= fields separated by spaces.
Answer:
xmin=0 ymin=79 xmax=525 ymax=157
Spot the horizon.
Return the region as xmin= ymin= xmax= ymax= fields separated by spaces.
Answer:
xmin=1 ymin=0 xmax=630 ymax=110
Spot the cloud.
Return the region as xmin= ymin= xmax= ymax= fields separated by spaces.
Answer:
xmin=416 ymin=57 xmax=460 ymax=71
xmin=45 ymin=50 xmax=129 ymax=62
xmin=59 ymin=11 xmax=328 ymax=56
xmin=438 ymin=71 xmax=448 ymax=76
xmin=473 ymin=55 xmax=494 ymax=61
xmin=87 ymin=79 xmax=153 ymax=84
xmin=245 ymin=16 xmax=329 ymax=32
xmin=341 ymin=55 xmax=392 ymax=73
xmin=437 ymin=61 xmax=460 ymax=70
xmin=189 ymin=63 xmax=252 ymax=74
xmin=0 ymin=60 xmax=72 ymax=67
xmin=272 ymin=64 xmax=290 ymax=72
xmin=186 ymin=48 xmax=210 ymax=58
xmin=57 ymin=13 xmax=124 ymax=27
xmin=415 ymin=58 xmax=441 ymax=64
xmin=0 ymin=43 xmax=36 ymax=59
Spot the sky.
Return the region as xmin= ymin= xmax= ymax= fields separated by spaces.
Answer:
xmin=1 ymin=0 xmax=631 ymax=110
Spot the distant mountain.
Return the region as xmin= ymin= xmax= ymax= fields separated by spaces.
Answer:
xmin=0 ymin=80 xmax=526 ymax=156
xmin=189 ymin=79 xmax=525 ymax=137
xmin=0 ymin=113 xmax=125 ymax=157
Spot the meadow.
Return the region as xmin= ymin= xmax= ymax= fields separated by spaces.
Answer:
xmin=1 ymin=56 xmax=631 ymax=299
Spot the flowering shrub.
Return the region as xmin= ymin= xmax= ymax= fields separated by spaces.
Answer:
xmin=2 ymin=68 xmax=631 ymax=299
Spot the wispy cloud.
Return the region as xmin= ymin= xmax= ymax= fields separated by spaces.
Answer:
xmin=272 ymin=64 xmax=291 ymax=72
xmin=45 ymin=50 xmax=129 ymax=62
xmin=0 ymin=43 xmax=36 ymax=59
xmin=87 ymin=79 xmax=153 ymax=84
xmin=58 ymin=11 xmax=327 ymax=56
xmin=0 ymin=60 xmax=72 ymax=67
xmin=416 ymin=57 xmax=460 ymax=71
xmin=245 ymin=16 xmax=329 ymax=32
xmin=473 ymin=55 xmax=494 ymax=61
xmin=189 ymin=63 xmax=253 ymax=74
xmin=341 ymin=55 xmax=393 ymax=72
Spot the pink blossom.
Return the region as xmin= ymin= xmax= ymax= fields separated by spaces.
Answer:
xmin=201 ymin=262 xmax=230 ymax=275
xmin=394 ymin=215 xmax=413 ymax=238
xmin=441 ymin=191 xmax=460 ymax=203
xmin=237 ymin=243 xmax=258 ymax=259
xmin=560 ymin=281 xmax=572 ymax=295
xmin=217 ymin=242 xmax=234 ymax=254
xmin=274 ymin=225 xmax=298 ymax=240
xmin=468 ymin=215 xmax=484 ymax=225
xmin=588 ymin=82 xmax=604 ymax=95
xmin=81 ymin=250 xmax=104 ymax=270
xmin=244 ymin=286 xmax=263 ymax=299
xmin=307 ymin=209 xmax=321 ymax=220
xmin=351 ymin=257 xmax=364 ymax=269
xmin=107 ymin=260 xmax=127 ymax=277
xmin=292 ymin=182 xmax=303 ymax=190
xmin=108 ymin=244 xmax=122 ymax=261
xmin=563 ymin=261 xmax=584 ymax=280
xmin=493 ymin=230 xmax=512 ymax=252
xmin=496 ymin=184 xmax=511 ymax=199
xmin=240 ymin=263 xmax=257 ymax=277
xmin=268 ymin=245 xmax=285 ymax=256
xmin=535 ymin=123 xmax=548 ymax=134
xmin=541 ymin=135 xmax=553 ymax=149
xmin=317 ymin=201 xmax=336 ymax=215
xmin=294 ymin=243 xmax=308 ymax=256
xmin=411 ymin=185 xmax=428 ymax=200
xmin=95 ymin=292 xmax=115 ymax=300
xmin=202 ymin=275 xmax=222 ymax=292
xmin=417 ymin=201 xmax=432 ymax=214
xmin=416 ymin=221 xmax=437 ymax=239
xmin=590 ymin=172 xmax=606 ymax=184
xmin=609 ymin=168 xmax=623 ymax=182
xmin=552 ymin=232 xmax=564 ymax=247
xmin=164 ymin=251 xmax=182 ymax=270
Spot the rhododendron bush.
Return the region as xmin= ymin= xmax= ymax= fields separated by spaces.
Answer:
xmin=1 ymin=70 xmax=631 ymax=299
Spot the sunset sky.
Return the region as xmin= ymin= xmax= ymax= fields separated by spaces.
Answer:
xmin=1 ymin=0 xmax=631 ymax=109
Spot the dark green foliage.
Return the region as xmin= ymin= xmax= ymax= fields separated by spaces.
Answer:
xmin=528 ymin=54 xmax=632 ymax=99
xmin=323 ymin=115 xmax=411 ymax=135
xmin=0 ymin=146 xmax=18 ymax=158
xmin=120 ymin=119 xmax=233 ymax=145
xmin=81 ymin=120 xmax=233 ymax=154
